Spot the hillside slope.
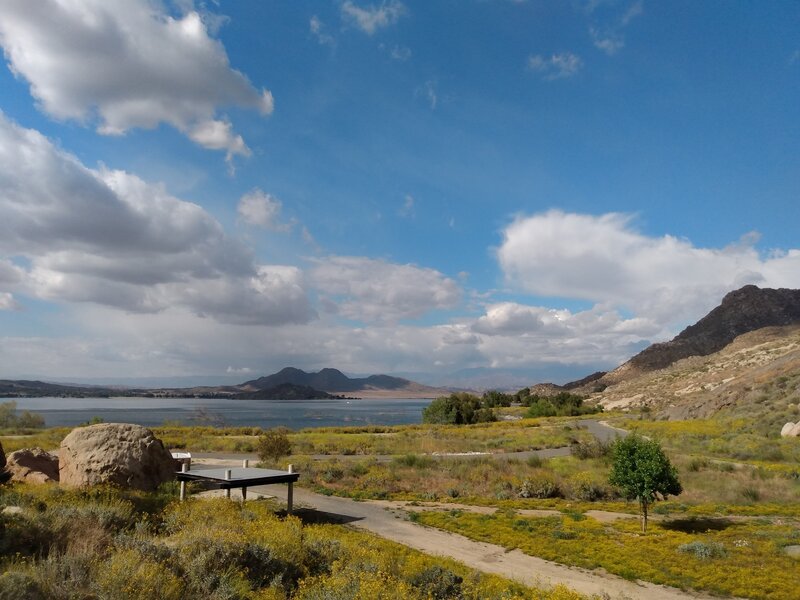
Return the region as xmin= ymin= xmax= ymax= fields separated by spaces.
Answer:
xmin=592 ymin=325 xmax=800 ymax=423
xmin=597 ymin=285 xmax=800 ymax=387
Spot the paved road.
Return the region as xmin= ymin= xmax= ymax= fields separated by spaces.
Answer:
xmin=193 ymin=419 xmax=627 ymax=464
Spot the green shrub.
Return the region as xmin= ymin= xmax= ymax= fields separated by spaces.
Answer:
xmin=677 ymin=541 xmax=727 ymax=560
xmin=518 ymin=475 xmax=559 ymax=499
xmin=408 ymin=565 xmax=463 ymax=599
xmin=0 ymin=571 xmax=45 ymax=600
xmin=256 ymin=428 xmax=292 ymax=464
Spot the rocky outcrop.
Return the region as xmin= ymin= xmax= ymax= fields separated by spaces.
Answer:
xmin=6 ymin=448 xmax=59 ymax=484
xmin=781 ymin=422 xmax=800 ymax=438
xmin=598 ymin=286 xmax=800 ymax=387
xmin=7 ymin=448 xmax=58 ymax=483
xmin=59 ymin=423 xmax=175 ymax=491
xmin=0 ymin=441 xmax=10 ymax=484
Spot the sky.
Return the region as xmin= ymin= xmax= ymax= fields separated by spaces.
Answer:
xmin=0 ymin=0 xmax=798 ymax=387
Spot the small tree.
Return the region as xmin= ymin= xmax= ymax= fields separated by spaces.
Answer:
xmin=608 ymin=434 xmax=682 ymax=533
xmin=256 ymin=427 xmax=292 ymax=465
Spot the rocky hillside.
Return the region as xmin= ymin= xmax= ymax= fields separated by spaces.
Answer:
xmin=594 ymin=285 xmax=800 ymax=388
xmin=591 ymin=324 xmax=800 ymax=422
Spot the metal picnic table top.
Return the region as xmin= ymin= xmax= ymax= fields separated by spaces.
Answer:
xmin=175 ymin=467 xmax=299 ymax=488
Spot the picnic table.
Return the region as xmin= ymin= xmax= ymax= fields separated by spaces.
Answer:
xmin=176 ymin=461 xmax=300 ymax=513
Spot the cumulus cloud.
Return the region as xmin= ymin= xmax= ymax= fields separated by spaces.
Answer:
xmin=527 ymin=53 xmax=583 ymax=80
xmin=497 ymin=210 xmax=800 ymax=329
xmin=341 ymin=1 xmax=406 ymax=35
xmin=237 ymin=189 xmax=293 ymax=231
xmin=0 ymin=112 xmax=313 ymax=325
xmin=311 ymin=256 xmax=461 ymax=322
xmin=0 ymin=0 xmax=273 ymax=161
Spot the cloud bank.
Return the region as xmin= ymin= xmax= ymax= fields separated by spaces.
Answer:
xmin=0 ymin=112 xmax=312 ymax=326
xmin=0 ymin=0 xmax=272 ymax=161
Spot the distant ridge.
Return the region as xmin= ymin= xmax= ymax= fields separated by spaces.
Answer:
xmin=239 ymin=367 xmax=444 ymax=398
xmin=241 ymin=367 xmax=415 ymax=393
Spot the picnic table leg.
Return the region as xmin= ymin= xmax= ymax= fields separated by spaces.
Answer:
xmin=242 ymin=487 xmax=247 ymax=502
xmin=287 ymin=464 xmax=294 ymax=514
xmin=225 ymin=469 xmax=231 ymax=499
xmin=179 ymin=462 xmax=187 ymax=501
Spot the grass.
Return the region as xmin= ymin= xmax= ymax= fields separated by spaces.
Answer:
xmin=0 ymin=418 xmax=592 ymax=456
xmin=415 ymin=509 xmax=800 ymax=600
xmin=0 ymin=482 xmax=588 ymax=600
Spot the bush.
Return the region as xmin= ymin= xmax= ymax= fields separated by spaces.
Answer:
xmin=0 ymin=571 xmax=45 ymax=600
xmin=677 ymin=541 xmax=727 ymax=560
xmin=571 ymin=440 xmax=610 ymax=459
xmin=567 ymin=473 xmax=606 ymax=502
xmin=408 ymin=565 xmax=463 ymax=599
xmin=257 ymin=428 xmax=292 ymax=464
xmin=525 ymin=392 xmax=602 ymax=418
xmin=518 ymin=475 xmax=559 ymax=499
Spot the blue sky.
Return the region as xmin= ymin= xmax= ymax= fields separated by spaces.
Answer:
xmin=0 ymin=1 xmax=798 ymax=387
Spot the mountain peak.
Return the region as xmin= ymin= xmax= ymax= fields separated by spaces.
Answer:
xmin=607 ymin=285 xmax=800 ymax=381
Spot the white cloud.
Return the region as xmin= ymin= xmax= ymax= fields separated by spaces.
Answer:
xmin=390 ymin=45 xmax=412 ymax=61
xmin=416 ymin=80 xmax=438 ymax=109
xmin=237 ymin=189 xmax=292 ymax=231
xmin=311 ymin=256 xmax=461 ymax=322
xmin=398 ymin=194 xmax=415 ymax=218
xmin=588 ymin=0 xmax=642 ymax=55
xmin=527 ymin=53 xmax=583 ymax=80
xmin=0 ymin=292 xmax=19 ymax=311
xmin=341 ymin=1 xmax=406 ymax=35
xmin=0 ymin=0 xmax=273 ymax=161
xmin=310 ymin=15 xmax=336 ymax=47
xmin=497 ymin=210 xmax=800 ymax=330
xmin=0 ymin=112 xmax=313 ymax=325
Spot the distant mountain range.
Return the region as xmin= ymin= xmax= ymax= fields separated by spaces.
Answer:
xmin=0 ymin=367 xmax=447 ymax=400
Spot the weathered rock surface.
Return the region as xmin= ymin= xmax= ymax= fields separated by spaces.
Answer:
xmin=6 ymin=447 xmax=59 ymax=484
xmin=789 ymin=423 xmax=800 ymax=438
xmin=0 ymin=440 xmax=10 ymax=484
xmin=59 ymin=423 xmax=175 ymax=491
xmin=594 ymin=285 xmax=800 ymax=388
xmin=781 ymin=422 xmax=797 ymax=437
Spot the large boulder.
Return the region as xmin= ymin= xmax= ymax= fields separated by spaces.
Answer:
xmin=781 ymin=422 xmax=800 ymax=437
xmin=0 ymin=441 xmax=9 ymax=484
xmin=59 ymin=423 xmax=175 ymax=491
xmin=6 ymin=447 xmax=59 ymax=484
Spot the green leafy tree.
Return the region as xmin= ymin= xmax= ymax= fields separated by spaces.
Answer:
xmin=256 ymin=427 xmax=292 ymax=464
xmin=422 ymin=393 xmax=496 ymax=425
xmin=608 ymin=434 xmax=682 ymax=533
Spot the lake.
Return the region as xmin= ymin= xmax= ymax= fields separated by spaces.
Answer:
xmin=8 ymin=397 xmax=432 ymax=430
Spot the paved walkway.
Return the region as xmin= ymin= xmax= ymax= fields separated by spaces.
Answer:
xmin=223 ymin=484 xmax=738 ymax=600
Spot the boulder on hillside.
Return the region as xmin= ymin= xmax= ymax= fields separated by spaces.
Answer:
xmin=781 ymin=422 xmax=796 ymax=437
xmin=7 ymin=447 xmax=59 ymax=484
xmin=0 ymin=441 xmax=10 ymax=484
xmin=790 ymin=423 xmax=800 ymax=438
xmin=59 ymin=423 xmax=175 ymax=491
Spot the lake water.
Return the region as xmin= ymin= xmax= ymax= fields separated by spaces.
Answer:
xmin=9 ymin=397 xmax=432 ymax=430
